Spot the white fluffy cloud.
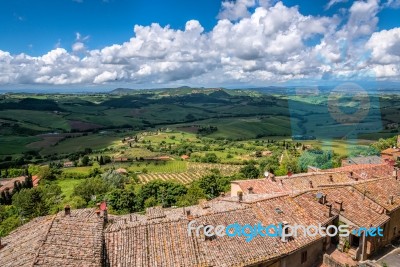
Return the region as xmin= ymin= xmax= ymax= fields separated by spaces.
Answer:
xmin=1 ymin=0 xmax=400 ymax=87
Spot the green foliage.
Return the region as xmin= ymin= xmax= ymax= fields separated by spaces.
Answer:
xmin=81 ymin=155 xmax=90 ymax=166
xmin=101 ymin=170 xmax=129 ymax=189
xmin=139 ymin=180 xmax=187 ymax=208
xmin=371 ymin=136 xmax=397 ymax=151
xmin=239 ymin=163 xmax=260 ymax=179
xmin=12 ymin=188 xmax=49 ymax=218
xmin=259 ymin=156 xmax=280 ymax=174
xmin=0 ymin=205 xmax=19 ymax=237
xmin=298 ymin=150 xmax=334 ymax=171
xmin=106 ymin=188 xmax=139 ymax=213
xmin=177 ymin=183 xmax=207 ymax=206
xmin=144 ymin=197 xmax=158 ymax=208
xmin=38 ymin=166 xmax=57 ymax=181
xmin=67 ymin=196 xmax=87 ymax=209
xmin=89 ymin=162 xmax=102 ymax=177
xmin=196 ymin=171 xmax=229 ymax=199
xmin=348 ymin=146 xmax=380 ymax=157
xmin=197 ymin=125 xmax=218 ymax=136
xmin=72 ymin=178 xmax=109 ymax=203
xmin=0 ymin=215 xmax=20 ymax=237
xmin=28 ymin=164 xmax=41 ymax=175
xmin=38 ymin=184 xmax=63 ymax=213
xmin=201 ymin=153 xmax=219 ymax=163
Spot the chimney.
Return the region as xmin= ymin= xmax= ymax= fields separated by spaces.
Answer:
xmin=64 ymin=205 xmax=71 ymax=216
xmin=389 ymin=196 xmax=394 ymax=205
xmin=309 ymin=180 xmax=314 ymax=188
xmin=270 ymin=174 xmax=276 ymax=182
xmin=335 ymin=200 xmax=343 ymax=212
xmin=248 ymin=187 xmax=254 ymax=194
xmin=322 ymin=194 xmax=327 ymax=205
xmin=204 ymin=223 xmax=216 ymax=241
xmin=99 ymin=201 xmax=108 ymax=223
xmin=349 ymin=171 xmax=353 ymax=178
xmin=328 ymin=175 xmax=333 ymax=183
xmin=327 ymin=203 xmax=332 ymax=217
xmin=281 ymin=221 xmax=290 ymax=242
xmin=393 ymin=168 xmax=398 ymax=180
xmin=237 ymin=191 xmax=243 ymax=202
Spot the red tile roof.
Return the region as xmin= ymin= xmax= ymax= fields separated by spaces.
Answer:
xmin=354 ymin=178 xmax=400 ymax=212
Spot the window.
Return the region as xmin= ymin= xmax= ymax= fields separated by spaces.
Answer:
xmin=301 ymin=251 xmax=307 ymax=264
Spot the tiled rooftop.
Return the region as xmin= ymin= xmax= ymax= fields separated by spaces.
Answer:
xmin=0 ymin=216 xmax=54 ymax=267
xmin=296 ymin=187 xmax=390 ymax=228
xmin=233 ymin=164 xmax=395 ymax=197
xmin=1 ymin=163 xmax=398 ymax=267
xmin=354 ymin=178 xmax=400 ymax=212
xmin=0 ymin=209 xmax=104 ymax=267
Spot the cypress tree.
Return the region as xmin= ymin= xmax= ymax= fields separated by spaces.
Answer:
xmin=25 ymin=175 xmax=33 ymax=188
xmin=4 ymin=189 xmax=12 ymax=205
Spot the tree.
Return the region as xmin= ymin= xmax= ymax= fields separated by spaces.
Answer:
xmin=101 ymin=170 xmax=129 ymax=189
xmin=201 ymin=153 xmax=219 ymax=163
xmin=177 ymin=183 xmax=206 ymax=206
xmin=81 ymin=155 xmax=90 ymax=166
xmin=139 ymin=180 xmax=187 ymax=208
xmin=239 ymin=163 xmax=260 ymax=179
xmin=38 ymin=166 xmax=57 ymax=181
xmin=106 ymin=188 xmax=138 ymax=213
xmin=197 ymin=172 xmax=224 ymax=199
xmin=12 ymin=188 xmax=48 ymax=219
xmin=259 ymin=156 xmax=280 ymax=174
xmin=89 ymin=162 xmax=102 ymax=177
xmin=298 ymin=150 xmax=334 ymax=171
xmin=73 ymin=178 xmax=109 ymax=203
xmin=38 ymin=184 xmax=62 ymax=214
xmin=371 ymin=136 xmax=397 ymax=151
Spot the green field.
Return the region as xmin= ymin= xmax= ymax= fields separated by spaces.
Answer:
xmin=300 ymin=139 xmax=373 ymax=157
xmin=128 ymin=160 xmax=187 ymax=173
xmin=1 ymin=88 xmax=399 ymax=160
xmin=57 ymin=178 xmax=85 ymax=199
xmin=0 ymin=110 xmax=70 ymax=131
xmin=40 ymin=134 xmax=120 ymax=155
xmin=0 ymin=136 xmax=41 ymax=155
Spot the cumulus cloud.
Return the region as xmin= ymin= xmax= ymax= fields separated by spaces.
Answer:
xmin=1 ymin=0 xmax=400 ymax=87
xmin=72 ymin=32 xmax=89 ymax=52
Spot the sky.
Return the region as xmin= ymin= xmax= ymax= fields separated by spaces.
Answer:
xmin=0 ymin=0 xmax=400 ymax=89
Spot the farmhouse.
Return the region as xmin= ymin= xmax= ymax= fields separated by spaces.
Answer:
xmin=181 ymin=154 xmax=190 ymax=160
xmin=63 ymin=161 xmax=75 ymax=168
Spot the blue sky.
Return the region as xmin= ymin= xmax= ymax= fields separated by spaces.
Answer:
xmin=0 ymin=0 xmax=400 ymax=89
xmin=0 ymin=0 xmax=221 ymax=56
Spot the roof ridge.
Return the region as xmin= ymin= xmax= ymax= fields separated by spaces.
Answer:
xmin=30 ymin=214 xmax=57 ymax=267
